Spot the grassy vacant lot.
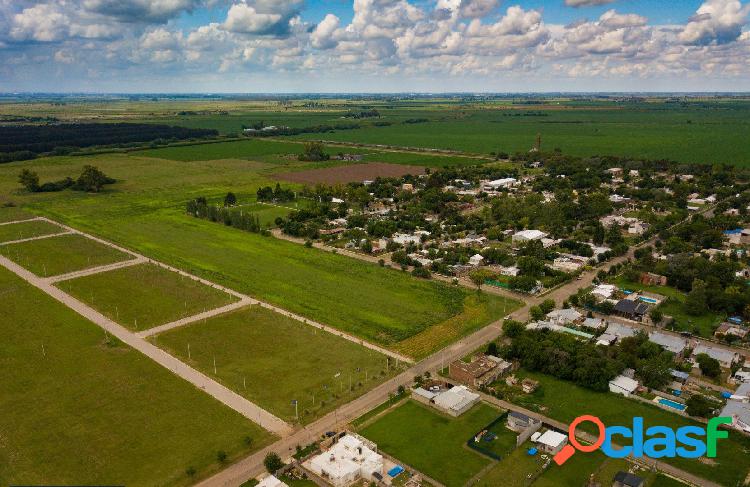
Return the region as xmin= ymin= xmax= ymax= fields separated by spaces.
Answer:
xmin=151 ymin=305 xmax=398 ymax=423
xmin=0 ymin=206 xmax=34 ymax=223
xmin=612 ymin=276 xmax=724 ymax=337
xmin=0 ymin=219 xmax=63 ymax=243
xmin=57 ymin=263 xmax=238 ymax=330
xmin=0 ymin=152 xmax=513 ymax=358
xmin=0 ymin=266 xmax=273 ymax=487
xmin=0 ymin=233 xmax=132 ymax=277
xmin=359 ymin=400 xmax=499 ymax=487
xmin=505 ymin=370 xmax=750 ymax=486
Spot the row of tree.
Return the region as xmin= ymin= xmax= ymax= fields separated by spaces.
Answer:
xmin=19 ymin=166 xmax=115 ymax=193
xmin=186 ymin=197 xmax=263 ymax=234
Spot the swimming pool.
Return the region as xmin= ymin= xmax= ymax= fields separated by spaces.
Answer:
xmin=388 ymin=466 xmax=404 ymax=478
xmin=658 ymin=398 xmax=686 ymax=411
xmin=639 ymin=296 xmax=658 ymax=304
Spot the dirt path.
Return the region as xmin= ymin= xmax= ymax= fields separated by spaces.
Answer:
xmin=137 ymin=298 xmax=257 ymax=338
xmin=0 ymin=231 xmax=73 ymax=246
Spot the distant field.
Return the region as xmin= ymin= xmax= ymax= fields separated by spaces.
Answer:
xmin=0 ymin=219 xmax=63 ymax=243
xmin=57 ymin=263 xmax=238 ymax=330
xmin=151 ymin=305 xmax=399 ymax=423
xmin=359 ymin=400 xmax=499 ymax=487
xmin=276 ymin=162 xmax=426 ymax=184
xmin=0 ymin=233 xmax=132 ymax=277
xmin=0 ymin=266 xmax=273 ymax=487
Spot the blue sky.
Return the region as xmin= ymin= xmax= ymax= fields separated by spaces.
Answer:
xmin=1 ymin=0 xmax=749 ymax=92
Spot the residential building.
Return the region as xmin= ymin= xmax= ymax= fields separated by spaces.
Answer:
xmin=613 ymin=299 xmax=649 ymax=321
xmin=521 ymin=378 xmax=539 ymax=394
xmin=507 ymin=411 xmax=541 ymax=432
xmin=719 ymin=383 xmax=750 ymax=434
xmin=648 ymin=331 xmax=688 ymax=356
xmin=469 ymin=254 xmax=484 ymax=266
xmin=482 ymin=178 xmax=518 ymax=191
xmin=609 ymin=375 xmax=639 ymax=397
xmin=449 ymin=354 xmax=512 ymax=388
xmin=582 ymin=317 xmax=606 ymax=331
xmin=433 ymin=385 xmax=480 ymax=417
xmin=306 ymin=434 xmax=384 ymax=487
xmin=692 ymin=344 xmax=739 ymax=369
xmin=640 ymin=272 xmax=667 ymax=286
xmin=603 ymin=322 xmax=637 ymax=340
xmin=546 ymin=308 xmax=583 ymax=325
xmin=613 ymin=471 xmax=645 ymax=487
xmin=257 ymin=475 xmax=289 ymax=487
xmin=531 ymin=430 xmax=568 ymax=455
xmin=551 ymin=256 xmax=585 ymax=273
xmin=715 ymin=322 xmax=749 ymax=340
xmin=512 ymin=229 xmax=547 ymax=244
xmin=592 ymin=284 xmax=617 ymax=300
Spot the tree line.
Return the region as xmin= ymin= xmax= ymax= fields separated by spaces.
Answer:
xmin=186 ymin=196 xmax=264 ymax=234
xmin=19 ymin=166 xmax=115 ymax=193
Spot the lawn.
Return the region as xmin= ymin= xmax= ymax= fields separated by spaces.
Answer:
xmin=502 ymin=370 xmax=750 ymax=487
xmin=150 ymin=305 xmax=400 ymax=423
xmin=0 ymin=219 xmax=64 ymax=243
xmin=0 ymin=266 xmax=274 ymax=487
xmin=358 ymin=400 xmax=500 ymax=487
xmin=57 ymin=263 xmax=238 ymax=330
xmin=0 ymin=233 xmax=133 ymax=277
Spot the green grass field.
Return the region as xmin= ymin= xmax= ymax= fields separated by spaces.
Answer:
xmin=0 ymin=219 xmax=63 ymax=243
xmin=150 ymin=305 xmax=399 ymax=423
xmin=0 ymin=266 xmax=273 ymax=487
xmin=359 ymin=400 xmax=500 ymax=487
xmin=0 ymin=233 xmax=132 ymax=277
xmin=0 ymin=206 xmax=35 ymax=223
xmin=57 ymin=263 xmax=238 ymax=330
xmin=505 ymin=370 xmax=750 ymax=486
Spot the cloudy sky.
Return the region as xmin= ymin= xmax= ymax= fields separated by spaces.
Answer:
xmin=1 ymin=0 xmax=749 ymax=92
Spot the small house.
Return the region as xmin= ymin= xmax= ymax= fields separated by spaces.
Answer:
xmin=531 ymin=430 xmax=568 ymax=455
xmin=609 ymin=375 xmax=639 ymax=398
xmin=507 ymin=411 xmax=541 ymax=432
xmin=613 ymin=471 xmax=645 ymax=487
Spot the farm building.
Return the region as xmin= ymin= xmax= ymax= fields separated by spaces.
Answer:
xmin=609 ymin=375 xmax=639 ymax=398
xmin=306 ymin=434 xmax=384 ymax=487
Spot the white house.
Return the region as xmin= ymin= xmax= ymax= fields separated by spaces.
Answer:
xmin=609 ymin=375 xmax=639 ymax=397
xmin=469 ymin=254 xmax=485 ymax=267
xmin=531 ymin=430 xmax=568 ymax=455
xmin=591 ymin=284 xmax=617 ymax=300
xmin=720 ymin=383 xmax=750 ymax=433
xmin=483 ymin=178 xmax=518 ymax=191
xmin=433 ymin=385 xmax=480 ymax=417
xmin=546 ymin=308 xmax=583 ymax=325
xmin=512 ymin=229 xmax=547 ymax=244
xmin=500 ymin=266 xmax=520 ymax=277
xmin=693 ymin=344 xmax=739 ymax=369
xmin=257 ymin=475 xmax=289 ymax=487
xmin=306 ymin=434 xmax=384 ymax=487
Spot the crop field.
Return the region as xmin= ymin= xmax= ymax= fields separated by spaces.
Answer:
xmin=275 ymin=162 xmax=426 ymax=184
xmin=150 ymin=305 xmax=400 ymax=423
xmin=0 ymin=219 xmax=64 ymax=243
xmin=359 ymin=400 xmax=500 ymax=487
xmin=506 ymin=370 xmax=750 ymax=486
xmin=57 ymin=263 xmax=238 ymax=330
xmin=0 ymin=233 xmax=132 ymax=277
xmin=0 ymin=266 xmax=273 ymax=487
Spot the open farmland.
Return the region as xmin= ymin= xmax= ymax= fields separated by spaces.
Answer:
xmin=0 ymin=265 xmax=273 ymax=487
xmin=56 ymin=263 xmax=239 ymax=331
xmin=275 ymin=162 xmax=426 ymax=184
xmin=0 ymin=219 xmax=64 ymax=243
xmin=0 ymin=206 xmax=35 ymax=223
xmin=150 ymin=305 xmax=400 ymax=423
xmin=0 ymin=233 xmax=133 ymax=277
xmin=359 ymin=400 xmax=500 ymax=487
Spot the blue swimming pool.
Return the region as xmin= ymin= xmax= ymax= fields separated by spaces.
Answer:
xmin=658 ymin=398 xmax=686 ymax=411
xmin=639 ymin=296 xmax=658 ymax=304
xmin=388 ymin=466 xmax=404 ymax=478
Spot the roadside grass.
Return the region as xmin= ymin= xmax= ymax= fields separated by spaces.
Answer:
xmin=150 ymin=305 xmax=400 ymax=423
xmin=0 ymin=233 xmax=132 ymax=277
xmin=393 ymin=293 xmax=520 ymax=360
xmin=57 ymin=263 xmax=238 ymax=330
xmin=0 ymin=219 xmax=64 ymax=243
xmin=501 ymin=370 xmax=750 ymax=487
xmin=0 ymin=266 xmax=273 ymax=487
xmin=358 ymin=400 xmax=500 ymax=487
xmin=612 ymin=276 xmax=724 ymax=337
xmin=0 ymin=206 xmax=35 ymax=223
